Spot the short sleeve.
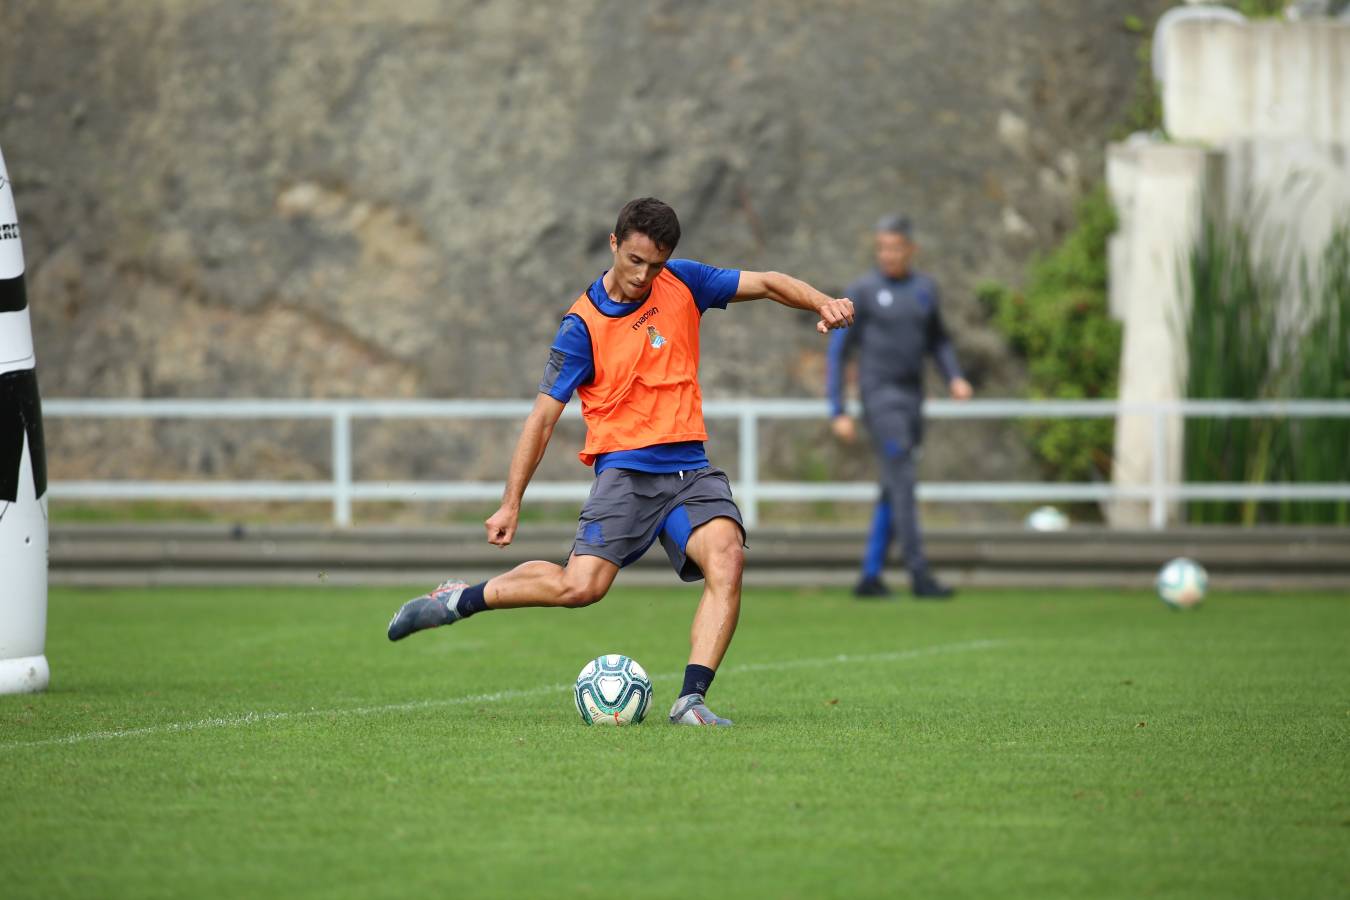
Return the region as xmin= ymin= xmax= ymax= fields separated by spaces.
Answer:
xmin=666 ymin=258 xmax=741 ymax=313
xmin=538 ymin=314 xmax=594 ymax=403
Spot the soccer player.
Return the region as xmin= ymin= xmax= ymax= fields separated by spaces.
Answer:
xmin=827 ymin=215 xmax=972 ymax=600
xmin=387 ymin=197 xmax=854 ymax=726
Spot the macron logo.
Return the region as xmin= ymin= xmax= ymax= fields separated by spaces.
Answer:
xmin=631 ymin=307 xmax=659 ymax=331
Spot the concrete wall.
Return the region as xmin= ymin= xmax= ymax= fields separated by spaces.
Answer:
xmin=1221 ymin=139 xmax=1350 ymax=286
xmin=1163 ymin=20 xmax=1350 ymax=146
xmin=1108 ymin=18 xmax=1350 ymax=528
xmin=1155 ymin=16 xmax=1350 ymax=263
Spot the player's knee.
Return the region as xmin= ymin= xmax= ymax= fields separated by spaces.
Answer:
xmin=703 ymin=538 xmax=745 ymax=582
xmin=559 ymin=578 xmax=606 ymax=608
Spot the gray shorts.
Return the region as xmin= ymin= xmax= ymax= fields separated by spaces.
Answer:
xmin=572 ymin=466 xmax=745 ymax=582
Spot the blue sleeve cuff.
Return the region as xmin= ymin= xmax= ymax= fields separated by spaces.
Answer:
xmin=537 ymin=314 xmax=594 ymax=402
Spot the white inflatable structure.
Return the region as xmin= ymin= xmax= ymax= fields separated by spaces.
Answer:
xmin=0 ymin=142 xmax=49 ymax=694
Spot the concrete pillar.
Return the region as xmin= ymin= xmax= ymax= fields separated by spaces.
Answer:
xmin=1106 ymin=141 xmax=1224 ymax=529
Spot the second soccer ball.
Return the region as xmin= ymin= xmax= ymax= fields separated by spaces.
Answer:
xmin=1156 ymin=557 xmax=1208 ymax=610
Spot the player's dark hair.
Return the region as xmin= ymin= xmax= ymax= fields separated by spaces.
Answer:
xmin=614 ymin=197 xmax=681 ymax=252
xmin=875 ymin=214 xmax=913 ymax=238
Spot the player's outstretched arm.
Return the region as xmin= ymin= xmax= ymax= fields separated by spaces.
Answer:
xmin=485 ymin=393 xmax=566 ymax=547
xmin=733 ymin=271 xmax=854 ymax=334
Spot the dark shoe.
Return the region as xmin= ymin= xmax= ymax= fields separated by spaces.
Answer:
xmin=387 ymin=579 xmax=468 ymax=641
xmin=853 ymin=575 xmax=894 ymax=599
xmin=911 ymin=571 xmax=955 ymax=600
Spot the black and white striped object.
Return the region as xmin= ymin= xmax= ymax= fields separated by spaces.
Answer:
xmin=0 ymin=144 xmax=46 ymax=506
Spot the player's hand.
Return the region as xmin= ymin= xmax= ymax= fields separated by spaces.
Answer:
xmin=949 ymin=377 xmax=974 ymax=401
xmin=831 ymin=414 xmax=857 ymax=443
xmin=815 ymin=297 xmax=855 ymax=334
xmin=485 ymin=505 xmax=519 ymax=547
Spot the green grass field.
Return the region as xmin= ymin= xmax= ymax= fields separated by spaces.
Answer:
xmin=2 ymin=585 xmax=1347 ymax=899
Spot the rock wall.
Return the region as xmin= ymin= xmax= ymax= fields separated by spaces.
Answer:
xmin=1 ymin=0 xmax=1168 ymax=497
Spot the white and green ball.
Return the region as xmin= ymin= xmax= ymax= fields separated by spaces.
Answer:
xmin=1156 ymin=557 xmax=1208 ymax=609
xmin=573 ymin=654 xmax=652 ymax=725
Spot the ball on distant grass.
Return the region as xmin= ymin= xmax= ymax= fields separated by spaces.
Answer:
xmin=1156 ymin=557 xmax=1208 ymax=609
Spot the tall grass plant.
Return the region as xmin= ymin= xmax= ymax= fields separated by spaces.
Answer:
xmin=1183 ymin=215 xmax=1350 ymax=524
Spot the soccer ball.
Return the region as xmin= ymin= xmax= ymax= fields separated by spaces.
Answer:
xmin=573 ymin=654 xmax=652 ymax=726
xmin=1025 ymin=505 xmax=1069 ymax=532
xmin=1156 ymin=557 xmax=1208 ymax=609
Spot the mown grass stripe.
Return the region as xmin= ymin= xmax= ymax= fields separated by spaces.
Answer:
xmin=1 ymin=639 xmax=1006 ymax=750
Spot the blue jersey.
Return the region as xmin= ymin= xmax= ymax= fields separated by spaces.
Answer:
xmin=539 ymin=258 xmax=740 ymax=474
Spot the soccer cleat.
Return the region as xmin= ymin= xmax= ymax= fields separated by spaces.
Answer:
xmin=386 ymin=580 xmax=469 ymax=641
xmin=911 ymin=570 xmax=955 ymax=600
xmin=669 ymin=693 xmax=734 ymax=727
xmin=853 ymin=575 xmax=894 ymax=599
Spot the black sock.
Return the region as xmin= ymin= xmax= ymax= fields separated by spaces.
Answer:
xmin=454 ymin=582 xmax=490 ymax=618
xmin=680 ymin=664 xmax=716 ymax=699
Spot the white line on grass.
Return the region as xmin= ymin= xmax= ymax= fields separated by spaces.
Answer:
xmin=2 ymin=639 xmax=1005 ymax=750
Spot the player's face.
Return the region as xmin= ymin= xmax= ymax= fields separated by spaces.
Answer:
xmin=609 ymin=232 xmax=673 ymax=302
xmin=875 ymin=231 xmax=915 ymax=279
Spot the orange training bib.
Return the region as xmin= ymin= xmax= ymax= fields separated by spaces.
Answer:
xmin=568 ymin=268 xmax=708 ymax=466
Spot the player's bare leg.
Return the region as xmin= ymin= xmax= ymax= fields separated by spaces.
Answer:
xmin=669 ymin=516 xmax=744 ymax=726
xmin=685 ymin=518 xmax=744 ymax=668
xmin=482 ymin=554 xmax=618 ymax=609
xmin=387 ymin=554 xmax=618 ymax=641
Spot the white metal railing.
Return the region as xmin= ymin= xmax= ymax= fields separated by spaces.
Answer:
xmin=41 ymin=398 xmax=1350 ymax=530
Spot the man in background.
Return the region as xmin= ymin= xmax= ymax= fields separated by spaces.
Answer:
xmin=827 ymin=215 xmax=972 ymax=599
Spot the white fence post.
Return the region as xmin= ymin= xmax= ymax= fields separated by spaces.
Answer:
xmin=738 ymin=407 xmax=759 ymax=530
xmin=332 ymin=409 xmax=353 ymax=527
xmin=1150 ymin=408 xmax=1168 ymax=531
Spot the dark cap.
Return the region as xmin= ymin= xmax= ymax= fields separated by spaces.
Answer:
xmin=875 ymin=214 xmax=912 ymax=237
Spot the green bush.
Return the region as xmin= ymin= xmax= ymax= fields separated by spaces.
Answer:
xmin=981 ymin=187 xmax=1122 ymax=483
xmin=1230 ymin=0 xmax=1298 ymax=17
